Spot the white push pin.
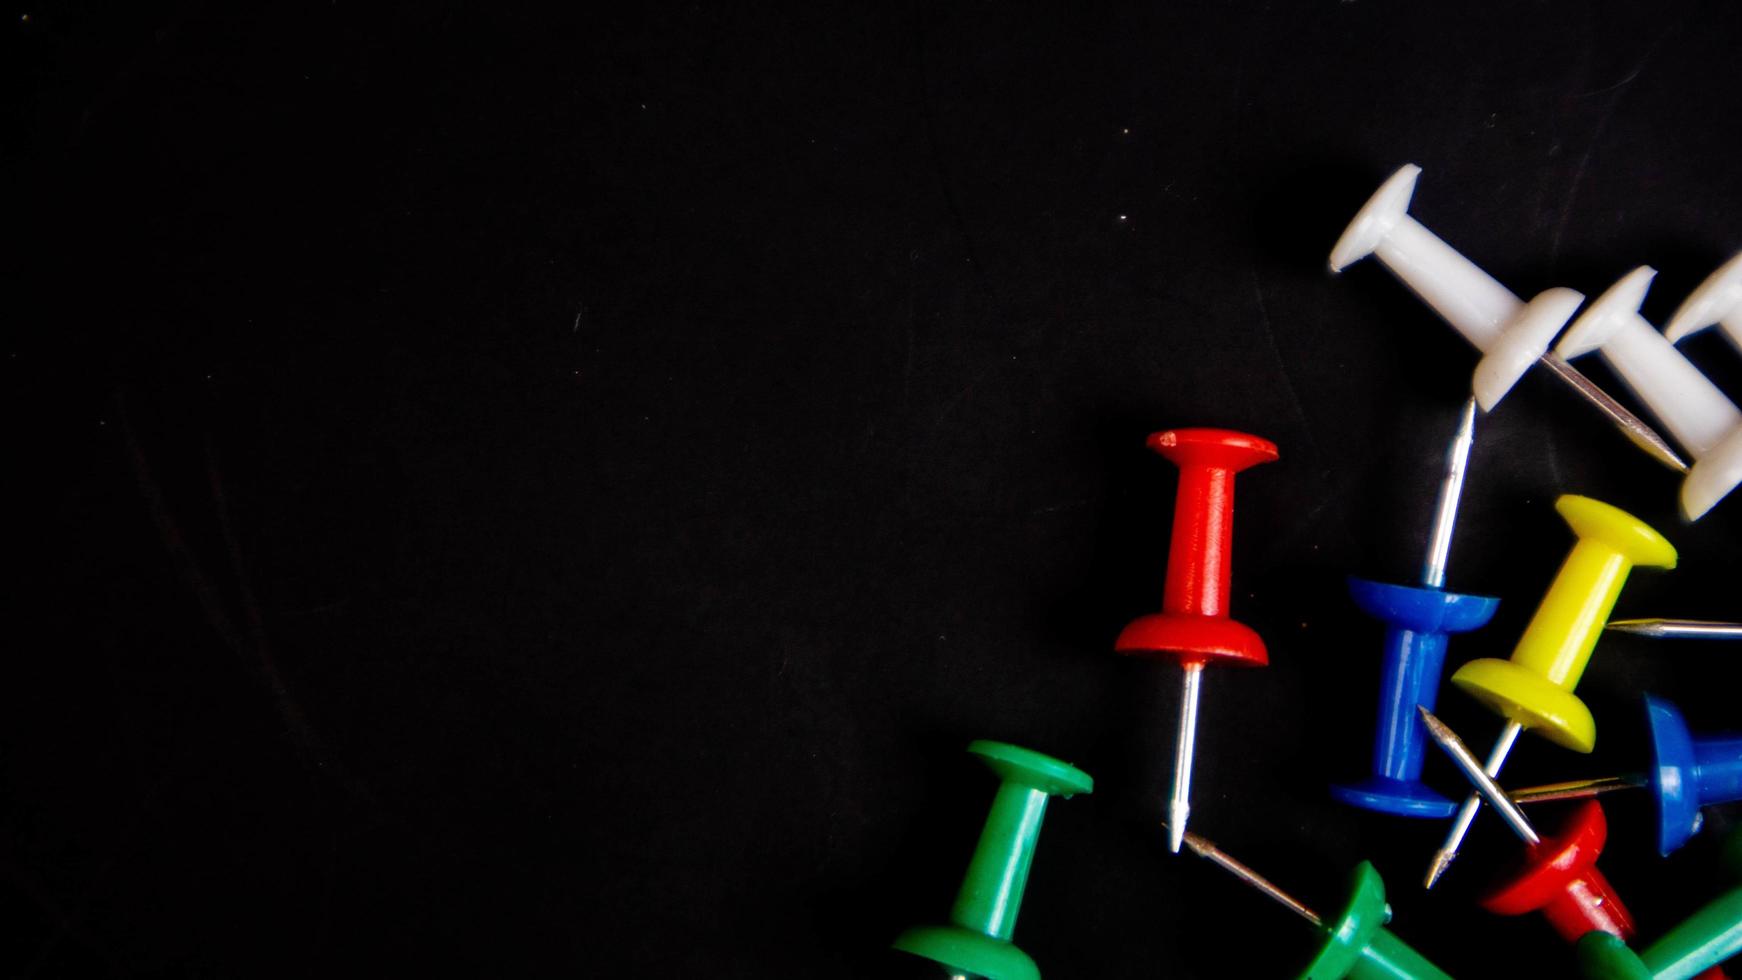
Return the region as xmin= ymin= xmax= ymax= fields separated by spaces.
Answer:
xmin=1665 ymin=252 xmax=1742 ymax=353
xmin=1556 ymin=266 xmax=1742 ymax=520
xmin=1331 ymin=165 xmax=1685 ymax=472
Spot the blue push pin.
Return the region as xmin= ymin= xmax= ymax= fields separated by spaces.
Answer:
xmin=1510 ymin=695 xmax=1742 ymax=856
xmin=1648 ymin=695 xmax=1742 ymax=855
xmin=1331 ymin=399 xmax=1501 ymax=818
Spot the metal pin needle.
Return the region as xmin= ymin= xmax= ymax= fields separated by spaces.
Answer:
xmin=1507 ymin=773 xmax=1649 ymax=805
xmin=1421 ymin=397 xmax=1478 ymax=590
xmin=1168 ymin=663 xmax=1204 ymax=853
xmin=1605 ymin=618 xmax=1742 ymax=639
xmin=1424 ymin=718 xmax=1525 ymax=888
xmin=1419 ymin=708 xmax=1542 ymax=846
xmin=1536 ymin=352 xmax=1689 ymax=474
xmin=1179 ymin=829 xmax=1323 ymax=927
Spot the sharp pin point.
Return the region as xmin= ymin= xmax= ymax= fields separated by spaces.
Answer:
xmin=1423 ymin=850 xmax=1454 ymax=891
xmin=1423 ymin=719 xmax=1525 ymax=886
xmin=1429 ymin=495 xmax=1674 ymax=882
xmin=1556 ymin=268 xmax=1742 ymax=515
xmin=1183 ymin=832 xmax=1457 ymax=976
xmin=1421 ymin=397 xmax=1477 ymax=589
xmin=1177 ymin=830 xmax=1323 ymax=927
xmin=1419 ymin=707 xmax=1541 ymax=846
xmin=1606 ymin=618 xmax=1742 ymax=639
xmin=1116 ymin=430 xmax=1276 ymax=860
xmin=1536 ymin=352 xmax=1689 ymax=474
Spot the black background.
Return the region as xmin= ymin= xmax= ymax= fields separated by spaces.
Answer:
xmin=11 ymin=2 xmax=1742 ymax=977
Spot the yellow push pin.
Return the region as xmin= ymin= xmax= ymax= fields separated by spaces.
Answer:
xmin=1422 ymin=495 xmax=1676 ymax=889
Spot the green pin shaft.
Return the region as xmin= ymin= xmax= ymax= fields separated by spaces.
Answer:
xmin=893 ymin=740 xmax=1093 ymax=980
xmin=951 ymin=779 xmax=1048 ymax=939
xmin=1640 ymin=887 xmax=1742 ymax=979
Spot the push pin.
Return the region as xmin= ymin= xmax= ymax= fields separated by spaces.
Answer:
xmin=1642 ymin=696 xmax=1742 ymax=856
xmin=1556 ymin=267 xmax=1742 ymax=519
xmin=1608 ymin=619 xmax=1742 ymax=640
xmin=1332 ymin=398 xmax=1499 ymax=818
xmin=1576 ymin=828 xmax=1742 ymax=980
xmin=1117 ymin=428 xmax=1277 ymax=852
xmin=1330 ymin=164 xmax=1684 ymax=471
xmin=1666 ymin=252 xmax=1742 ymax=354
xmin=1178 ymin=830 xmax=1452 ymax=979
xmin=1420 ymin=710 xmax=1640 ymax=943
xmin=1510 ymin=695 xmax=1742 ymax=856
xmin=892 ymin=740 xmax=1094 ymax=980
xmin=1423 ymin=495 xmax=1676 ymax=888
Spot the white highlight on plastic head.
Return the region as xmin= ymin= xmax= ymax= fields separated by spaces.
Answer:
xmin=1556 ymin=266 xmax=1742 ymax=520
xmin=1665 ymin=253 xmax=1742 ymax=351
xmin=1330 ymin=165 xmax=1574 ymax=408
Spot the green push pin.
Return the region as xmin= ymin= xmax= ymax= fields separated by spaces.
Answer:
xmin=1576 ymin=828 xmax=1742 ymax=980
xmin=892 ymin=740 xmax=1093 ymax=980
xmin=1180 ymin=831 xmax=1453 ymax=979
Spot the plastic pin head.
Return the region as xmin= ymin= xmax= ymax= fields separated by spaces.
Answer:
xmin=1556 ymin=267 xmax=1742 ymax=519
xmin=1473 ymin=288 xmax=1586 ymax=411
xmin=1646 ymin=695 xmax=1742 ymax=856
xmin=1330 ymin=164 xmax=1421 ymax=274
xmin=1556 ymin=494 xmax=1680 ymax=566
xmin=892 ymin=741 xmax=1092 ymax=980
xmin=1666 ymin=252 xmax=1742 ymax=348
xmin=1116 ymin=429 xmax=1278 ymax=666
xmin=1481 ymin=801 xmax=1636 ymax=944
xmin=1303 ymin=862 xmax=1453 ymax=980
xmin=1451 ymin=496 xmax=1675 ymax=754
xmin=1558 ymin=268 xmax=1661 ymax=358
xmin=1330 ymin=581 xmax=1498 ymax=818
xmin=1684 ymin=427 xmax=1742 ymax=522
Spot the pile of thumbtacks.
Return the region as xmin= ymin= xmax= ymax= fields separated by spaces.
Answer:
xmin=888 ymin=164 xmax=1742 ymax=980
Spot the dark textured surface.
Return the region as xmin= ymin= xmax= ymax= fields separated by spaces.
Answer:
xmin=11 ymin=2 xmax=1742 ymax=977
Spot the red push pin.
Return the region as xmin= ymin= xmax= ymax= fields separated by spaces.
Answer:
xmin=1481 ymin=799 xmax=1634 ymax=942
xmin=1482 ymin=802 xmax=1724 ymax=978
xmin=1117 ymin=428 xmax=1279 ymax=852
